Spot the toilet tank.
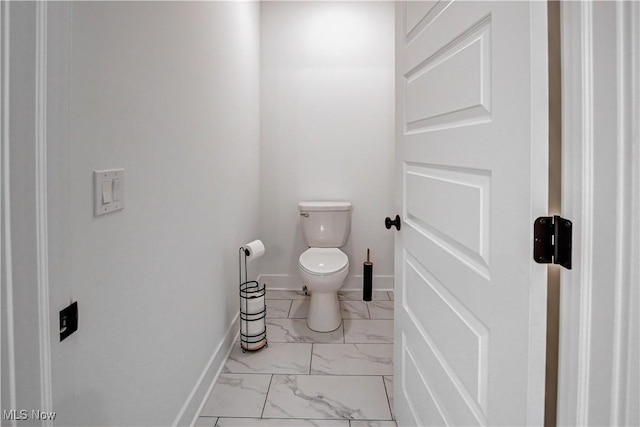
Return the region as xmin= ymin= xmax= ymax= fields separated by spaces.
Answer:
xmin=299 ymin=201 xmax=352 ymax=248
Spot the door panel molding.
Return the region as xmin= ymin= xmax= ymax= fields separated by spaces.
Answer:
xmin=402 ymin=250 xmax=489 ymax=412
xmin=404 ymin=15 xmax=491 ymax=133
xmin=405 ymin=0 xmax=452 ymax=42
xmin=401 ymin=333 xmax=450 ymax=426
xmin=404 ymin=162 xmax=491 ymax=275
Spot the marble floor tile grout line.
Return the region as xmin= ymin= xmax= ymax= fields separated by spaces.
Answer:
xmin=253 ymin=373 xmax=392 ymax=377
xmin=381 ymin=375 xmax=393 ymax=420
xmin=214 ymin=416 xmax=395 ymax=422
xmin=286 ymin=299 xmax=293 ymax=318
xmin=260 ymin=374 xmax=274 ymax=419
xmin=309 ymin=343 xmax=314 ymax=375
xmin=217 ymin=417 xmax=394 ymax=421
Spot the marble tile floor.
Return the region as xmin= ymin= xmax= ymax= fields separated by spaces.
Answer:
xmin=196 ymin=290 xmax=396 ymax=427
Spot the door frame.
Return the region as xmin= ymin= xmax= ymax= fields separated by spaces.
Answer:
xmin=1 ymin=2 xmax=55 ymax=424
xmin=557 ymin=1 xmax=640 ymax=425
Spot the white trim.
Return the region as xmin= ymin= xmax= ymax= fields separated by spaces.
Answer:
xmin=611 ymin=3 xmax=640 ymax=425
xmin=257 ymin=273 xmax=394 ymax=292
xmin=630 ymin=3 xmax=640 ymax=423
xmin=630 ymin=4 xmax=639 ymax=423
xmin=574 ymin=3 xmax=595 ymax=425
xmin=35 ymin=1 xmax=53 ymax=422
xmin=526 ymin=1 xmax=549 ymax=425
xmin=558 ymin=2 xmax=593 ymax=425
xmin=1 ymin=1 xmax=17 ymax=424
xmin=558 ymin=2 xmax=640 ymax=425
xmin=610 ymin=2 xmax=634 ymax=424
xmin=172 ymin=312 xmax=240 ymax=427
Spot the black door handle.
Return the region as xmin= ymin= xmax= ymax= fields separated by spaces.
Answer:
xmin=385 ymin=215 xmax=401 ymax=231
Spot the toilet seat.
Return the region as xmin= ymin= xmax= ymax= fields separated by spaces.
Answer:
xmin=298 ymin=248 xmax=348 ymax=276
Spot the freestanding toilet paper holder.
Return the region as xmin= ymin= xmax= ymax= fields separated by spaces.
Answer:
xmin=238 ymin=247 xmax=267 ymax=352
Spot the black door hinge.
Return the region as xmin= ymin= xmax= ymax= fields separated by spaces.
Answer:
xmin=534 ymin=216 xmax=572 ymax=270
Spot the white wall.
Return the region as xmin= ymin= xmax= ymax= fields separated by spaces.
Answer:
xmin=259 ymin=1 xmax=395 ymax=290
xmin=47 ymin=2 xmax=261 ymax=425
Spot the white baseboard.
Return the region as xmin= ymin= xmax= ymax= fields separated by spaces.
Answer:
xmin=172 ymin=312 xmax=239 ymax=427
xmin=257 ymin=274 xmax=394 ymax=291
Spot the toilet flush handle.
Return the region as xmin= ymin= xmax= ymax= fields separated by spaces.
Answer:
xmin=300 ymin=212 xmax=309 ymax=217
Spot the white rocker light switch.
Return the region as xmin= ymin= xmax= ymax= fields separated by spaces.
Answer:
xmin=94 ymin=169 xmax=124 ymax=216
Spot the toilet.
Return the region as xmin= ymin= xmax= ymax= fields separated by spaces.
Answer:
xmin=298 ymin=201 xmax=351 ymax=332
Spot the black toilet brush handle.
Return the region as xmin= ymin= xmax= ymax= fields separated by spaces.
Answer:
xmin=363 ymin=248 xmax=373 ymax=302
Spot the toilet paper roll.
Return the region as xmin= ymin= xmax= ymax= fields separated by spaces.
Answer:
xmin=241 ymin=295 xmax=265 ymax=315
xmin=240 ymin=295 xmax=266 ymax=351
xmin=243 ymin=240 xmax=265 ymax=261
xmin=243 ymin=315 xmax=265 ymax=337
xmin=241 ymin=318 xmax=266 ymax=350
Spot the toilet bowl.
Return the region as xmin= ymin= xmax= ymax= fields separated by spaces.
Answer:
xmin=298 ymin=248 xmax=349 ymax=332
xmin=298 ymin=201 xmax=352 ymax=332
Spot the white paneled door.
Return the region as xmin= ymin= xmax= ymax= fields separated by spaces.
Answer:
xmin=393 ymin=2 xmax=549 ymax=425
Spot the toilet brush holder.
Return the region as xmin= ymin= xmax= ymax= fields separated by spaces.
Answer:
xmin=363 ymin=248 xmax=373 ymax=301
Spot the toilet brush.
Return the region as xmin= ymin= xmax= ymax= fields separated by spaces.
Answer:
xmin=363 ymin=248 xmax=373 ymax=301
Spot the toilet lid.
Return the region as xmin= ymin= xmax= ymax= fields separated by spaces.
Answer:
xmin=299 ymin=248 xmax=348 ymax=276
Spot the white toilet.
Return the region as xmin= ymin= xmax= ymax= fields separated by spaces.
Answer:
xmin=298 ymin=201 xmax=351 ymax=332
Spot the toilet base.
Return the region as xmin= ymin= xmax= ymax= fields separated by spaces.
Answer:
xmin=307 ymin=291 xmax=341 ymax=332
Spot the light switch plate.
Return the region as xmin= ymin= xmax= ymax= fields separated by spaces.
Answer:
xmin=94 ymin=169 xmax=124 ymax=216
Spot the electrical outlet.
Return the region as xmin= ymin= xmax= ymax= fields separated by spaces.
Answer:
xmin=59 ymin=301 xmax=78 ymax=342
